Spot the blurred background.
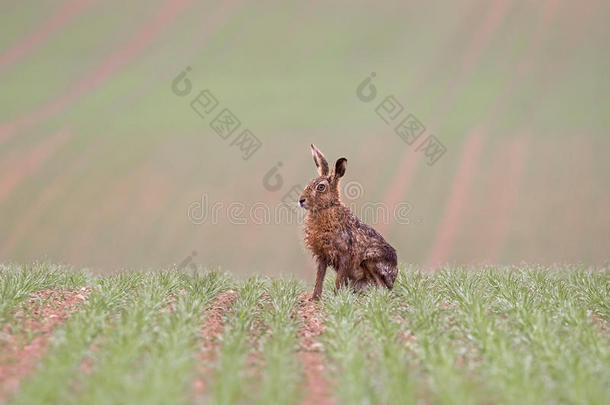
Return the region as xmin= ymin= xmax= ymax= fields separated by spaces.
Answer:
xmin=0 ymin=0 xmax=608 ymax=278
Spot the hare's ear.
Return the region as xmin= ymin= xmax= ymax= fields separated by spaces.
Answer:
xmin=311 ymin=144 xmax=329 ymax=176
xmin=332 ymin=158 xmax=347 ymax=180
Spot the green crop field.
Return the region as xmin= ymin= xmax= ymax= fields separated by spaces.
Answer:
xmin=1 ymin=263 xmax=608 ymax=404
xmin=1 ymin=2 xmax=609 ymax=403
xmin=1 ymin=1 xmax=609 ymax=275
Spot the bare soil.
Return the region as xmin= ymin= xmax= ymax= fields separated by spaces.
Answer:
xmin=0 ymin=287 xmax=90 ymax=401
xmin=192 ymin=289 xmax=238 ymax=396
xmin=296 ymin=293 xmax=335 ymax=405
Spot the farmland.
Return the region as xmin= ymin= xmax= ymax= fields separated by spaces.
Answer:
xmin=2 ymin=2 xmax=608 ymax=403
xmin=1 ymin=1 xmax=610 ymax=275
xmin=1 ymin=263 xmax=608 ymax=404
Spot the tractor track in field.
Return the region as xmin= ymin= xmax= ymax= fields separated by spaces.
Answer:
xmin=0 ymin=287 xmax=90 ymax=401
xmin=0 ymin=0 xmax=98 ymax=75
xmin=192 ymin=289 xmax=238 ymax=396
xmin=296 ymin=293 xmax=335 ymax=405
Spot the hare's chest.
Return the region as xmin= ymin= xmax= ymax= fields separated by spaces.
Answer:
xmin=306 ymin=226 xmax=352 ymax=264
xmin=306 ymin=229 xmax=334 ymax=255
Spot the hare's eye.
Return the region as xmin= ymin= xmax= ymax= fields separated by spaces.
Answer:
xmin=316 ymin=183 xmax=326 ymax=191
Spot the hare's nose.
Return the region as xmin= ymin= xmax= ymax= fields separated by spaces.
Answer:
xmin=299 ymin=199 xmax=306 ymax=207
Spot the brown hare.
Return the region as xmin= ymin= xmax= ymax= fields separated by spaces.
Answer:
xmin=299 ymin=144 xmax=398 ymax=300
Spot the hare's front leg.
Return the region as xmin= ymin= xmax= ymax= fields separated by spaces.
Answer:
xmin=334 ymin=258 xmax=349 ymax=294
xmin=312 ymin=257 xmax=328 ymax=300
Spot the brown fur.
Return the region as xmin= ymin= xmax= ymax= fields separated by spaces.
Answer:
xmin=299 ymin=144 xmax=398 ymax=300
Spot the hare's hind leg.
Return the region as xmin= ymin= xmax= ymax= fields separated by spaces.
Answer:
xmin=364 ymin=260 xmax=397 ymax=290
xmin=376 ymin=260 xmax=398 ymax=289
xmin=370 ymin=269 xmax=386 ymax=288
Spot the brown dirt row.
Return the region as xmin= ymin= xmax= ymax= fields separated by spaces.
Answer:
xmin=191 ymin=289 xmax=238 ymax=397
xmin=295 ymin=293 xmax=335 ymax=405
xmin=0 ymin=287 xmax=90 ymax=401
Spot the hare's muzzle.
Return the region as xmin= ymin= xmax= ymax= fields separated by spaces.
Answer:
xmin=299 ymin=198 xmax=306 ymax=208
